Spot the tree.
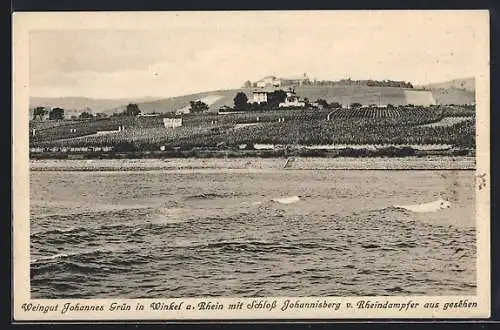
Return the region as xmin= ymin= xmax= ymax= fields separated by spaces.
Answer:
xmin=189 ymin=100 xmax=209 ymax=113
xmin=95 ymin=112 xmax=108 ymax=119
xmin=316 ymin=99 xmax=329 ymax=109
xmin=233 ymin=92 xmax=248 ymax=110
xmin=242 ymin=80 xmax=252 ymax=88
xmin=49 ymin=107 xmax=65 ymax=120
xmin=79 ymin=111 xmax=94 ymax=119
xmin=350 ymin=102 xmax=362 ymax=109
xmin=32 ymin=106 xmax=48 ymax=120
xmin=267 ymin=90 xmax=287 ymax=108
xmin=124 ymin=103 xmax=141 ymax=116
xmin=330 ymin=102 xmax=342 ymax=109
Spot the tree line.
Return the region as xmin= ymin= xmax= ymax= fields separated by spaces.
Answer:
xmin=32 ymin=107 xmax=65 ymax=120
xmin=32 ymin=103 xmax=145 ymax=121
xmin=242 ymin=78 xmax=414 ymax=89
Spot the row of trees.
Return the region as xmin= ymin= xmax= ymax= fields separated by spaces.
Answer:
xmin=337 ymin=79 xmax=414 ymax=88
xmin=111 ymin=103 xmax=142 ymax=117
xmin=33 ymin=103 xmax=143 ymax=121
xmin=242 ymin=78 xmax=414 ymax=89
xmin=32 ymin=107 xmax=65 ymax=120
xmin=232 ymin=90 xmax=288 ymax=111
xmin=189 ymin=100 xmax=209 ymax=113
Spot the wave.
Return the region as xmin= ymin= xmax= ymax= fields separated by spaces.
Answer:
xmin=184 ymin=192 xmax=248 ymax=201
xmin=184 ymin=193 xmax=225 ymax=200
xmin=271 ymin=196 xmax=301 ymax=204
xmin=31 ymin=249 xmax=110 ymax=265
xmin=31 ymin=200 xmax=154 ymax=219
xmin=165 ymin=239 xmax=289 ymax=253
xmin=32 ymin=226 xmax=85 ymax=236
xmin=32 ymin=222 xmax=132 ymax=237
xmin=31 ymin=260 xmax=132 ymax=277
xmin=30 ymin=248 xmax=146 ymax=277
xmin=31 ymin=253 xmax=71 ymax=263
xmin=393 ymin=198 xmax=452 ymax=213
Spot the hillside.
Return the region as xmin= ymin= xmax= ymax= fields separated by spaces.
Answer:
xmin=123 ymin=86 xmax=411 ymax=114
xmin=30 ymin=83 xmax=475 ymax=117
xmin=127 ymin=84 xmax=474 ymax=114
xmin=421 ymin=77 xmax=475 ymax=92
xmin=430 ymin=88 xmax=475 ymax=105
xmin=107 ymin=89 xmax=247 ymax=114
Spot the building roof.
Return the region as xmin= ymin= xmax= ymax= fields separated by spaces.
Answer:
xmin=253 ymin=87 xmax=276 ymax=93
xmin=259 ymin=75 xmax=277 ymax=80
xmin=281 ymin=73 xmax=309 ymax=80
xmin=281 ymin=77 xmax=308 ymax=81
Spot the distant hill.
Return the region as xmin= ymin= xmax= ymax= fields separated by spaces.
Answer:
xmin=30 ymin=81 xmax=475 ymax=118
xmin=122 ymin=84 xmax=474 ymax=114
xmin=430 ymin=88 xmax=475 ymax=105
xmin=106 ymin=89 xmax=246 ymax=115
xmin=421 ymin=77 xmax=475 ymax=92
xmin=113 ymin=86 xmax=412 ymax=114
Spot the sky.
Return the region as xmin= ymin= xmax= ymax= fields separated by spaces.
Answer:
xmin=29 ymin=11 xmax=488 ymax=99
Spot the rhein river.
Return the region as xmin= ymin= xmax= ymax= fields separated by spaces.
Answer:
xmin=30 ymin=165 xmax=476 ymax=298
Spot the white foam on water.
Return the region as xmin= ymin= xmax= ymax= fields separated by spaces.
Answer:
xmin=31 ymin=253 xmax=70 ymax=263
xmin=394 ymin=198 xmax=451 ymax=213
xmin=151 ymin=207 xmax=191 ymax=224
xmin=271 ymin=196 xmax=301 ymax=204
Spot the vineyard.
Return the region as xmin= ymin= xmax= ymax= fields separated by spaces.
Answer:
xmin=204 ymin=118 xmax=475 ymax=148
xmin=326 ymin=106 xmax=444 ymax=125
xmin=31 ymin=125 xmax=230 ymax=150
xmin=29 ymin=105 xmax=476 ymax=152
xmin=30 ymin=116 xmax=164 ymax=142
xmin=184 ymin=109 xmax=331 ymax=126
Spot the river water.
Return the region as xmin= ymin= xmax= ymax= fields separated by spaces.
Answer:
xmin=30 ymin=167 xmax=476 ymax=298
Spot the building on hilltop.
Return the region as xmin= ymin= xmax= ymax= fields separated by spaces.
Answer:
xmin=256 ymin=76 xmax=281 ymax=88
xmin=252 ymin=87 xmax=276 ymax=104
xmin=280 ymin=73 xmax=310 ymax=86
xmin=279 ymin=88 xmax=306 ymax=108
xmin=254 ymin=73 xmax=309 ymax=88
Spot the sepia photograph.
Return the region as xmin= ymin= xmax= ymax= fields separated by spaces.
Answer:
xmin=12 ymin=10 xmax=490 ymax=320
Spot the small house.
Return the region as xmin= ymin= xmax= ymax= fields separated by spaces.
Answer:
xmin=279 ymin=88 xmax=305 ymax=108
xmin=163 ymin=118 xmax=182 ymax=128
xmin=252 ymin=87 xmax=275 ymax=104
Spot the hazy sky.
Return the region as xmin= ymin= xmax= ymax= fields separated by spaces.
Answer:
xmin=29 ymin=11 xmax=487 ymax=99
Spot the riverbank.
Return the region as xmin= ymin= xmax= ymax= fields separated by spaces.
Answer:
xmin=29 ymin=146 xmax=474 ymax=160
xmin=30 ymin=156 xmax=476 ymax=171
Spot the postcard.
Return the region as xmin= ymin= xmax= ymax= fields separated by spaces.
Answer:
xmin=12 ymin=10 xmax=490 ymax=321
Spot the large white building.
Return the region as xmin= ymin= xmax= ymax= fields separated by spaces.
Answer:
xmin=254 ymin=73 xmax=309 ymax=88
xmin=280 ymin=73 xmax=309 ymax=86
xmin=252 ymin=87 xmax=276 ymax=104
xmin=256 ymin=76 xmax=281 ymax=88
